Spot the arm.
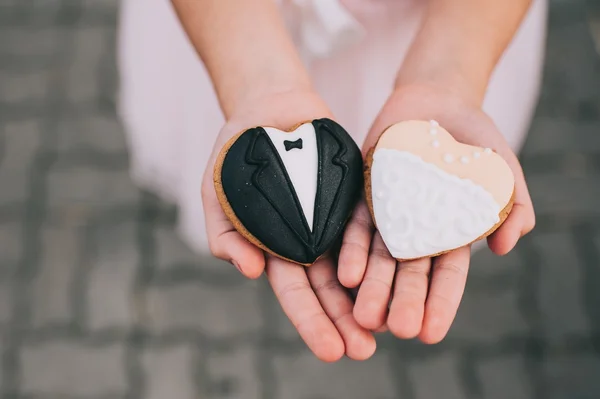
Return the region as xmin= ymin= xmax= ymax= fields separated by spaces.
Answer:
xmin=172 ymin=0 xmax=376 ymax=361
xmin=170 ymin=0 xmax=312 ymax=118
xmin=339 ymin=0 xmax=536 ymax=343
xmin=397 ymin=0 xmax=533 ymax=104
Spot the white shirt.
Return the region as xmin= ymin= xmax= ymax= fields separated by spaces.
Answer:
xmin=264 ymin=124 xmax=319 ymax=231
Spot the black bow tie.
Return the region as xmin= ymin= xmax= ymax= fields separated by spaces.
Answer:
xmin=284 ymin=138 xmax=303 ymax=151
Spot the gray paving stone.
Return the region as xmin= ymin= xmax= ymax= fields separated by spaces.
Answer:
xmin=57 ymin=114 xmax=127 ymax=153
xmin=47 ymin=167 xmax=139 ymax=209
xmin=25 ymin=3 xmax=63 ymax=26
xmin=590 ymin=14 xmax=600 ymax=54
xmin=142 ymin=344 xmax=197 ymax=399
xmin=273 ymin=351 xmax=396 ymax=399
xmin=155 ymin=227 xmax=237 ymax=275
xmin=532 ymin=232 xmax=590 ymax=341
xmin=594 ymin=233 xmax=600 ymax=254
xmin=449 ymin=287 xmax=528 ymax=343
xmin=0 ymin=70 xmax=48 ymax=103
xmin=21 ymin=342 xmax=127 ymax=396
xmin=478 ymin=355 xmax=532 ymax=399
xmin=0 ymin=28 xmax=59 ymax=57
xmin=0 ymin=334 xmax=3 ymax=388
xmin=0 ymin=120 xmax=40 ymax=204
xmin=543 ymin=355 xmax=600 ymax=399
xmin=0 ymin=283 xmax=11 ymax=327
xmin=80 ymin=0 xmax=120 ymax=19
xmin=470 ymin=245 xmax=524 ymax=279
xmin=66 ymin=27 xmax=110 ymax=103
xmin=523 ymin=118 xmax=600 ymax=156
xmin=146 ymin=280 xmax=263 ymax=336
xmin=155 ymin=227 xmax=202 ymax=270
xmin=408 ymin=353 xmax=466 ymax=399
xmin=0 ymin=332 xmax=7 ymax=388
xmin=87 ymin=222 xmax=137 ymax=330
xmin=0 ymin=222 xmax=21 ymax=265
xmin=207 ymin=346 xmax=260 ymax=399
xmin=31 ymin=226 xmax=81 ymax=327
xmin=80 ymin=0 xmax=119 ymax=9
xmin=528 ymin=175 xmax=600 ymax=216
xmin=538 ymin=8 xmax=600 ymax=120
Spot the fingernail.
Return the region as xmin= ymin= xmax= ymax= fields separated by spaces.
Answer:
xmin=231 ymin=260 xmax=242 ymax=273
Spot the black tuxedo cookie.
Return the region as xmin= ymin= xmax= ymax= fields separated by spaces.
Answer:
xmin=214 ymin=118 xmax=363 ymax=266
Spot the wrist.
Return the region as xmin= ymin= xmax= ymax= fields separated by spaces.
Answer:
xmin=222 ymin=74 xmax=314 ymax=120
xmin=394 ymin=67 xmax=487 ymax=108
xmin=395 ymin=0 xmax=524 ymax=107
xmin=173 ymin=0 xmax=314 ymax=119
xmin=384 ymin=82 xmax=480 ymax=125
xmin=362 ymin=82 xmax=484 ymax=152
xmin=224 ymin=87 xmax=332 ymax=132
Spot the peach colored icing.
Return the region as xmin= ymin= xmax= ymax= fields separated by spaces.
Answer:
xmin=374 ymin=120 xmax=514 ymax=207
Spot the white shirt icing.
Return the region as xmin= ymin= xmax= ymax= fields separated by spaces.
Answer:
xmin=264 ymin=124 xmax=319 ymax=231
xmin=371 ymin=149 xmax=501 ymax=259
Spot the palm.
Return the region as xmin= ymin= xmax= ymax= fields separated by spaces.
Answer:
xmin=338 ymin=84 xmax=535 ymax=341
xmin=201 ymin=90 xmax=376 ymax=361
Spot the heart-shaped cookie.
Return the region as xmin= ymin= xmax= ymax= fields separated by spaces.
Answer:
xmin=365 ymin=120 xmax=515 ymax=260
xmin=214 ymin=118 xmax=363 ymax=266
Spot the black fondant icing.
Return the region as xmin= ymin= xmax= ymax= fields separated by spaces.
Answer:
xmin=284 ymin=138 xmax=303 ymax=151
xmin=220 ymin=118 xmax=363 ymax=264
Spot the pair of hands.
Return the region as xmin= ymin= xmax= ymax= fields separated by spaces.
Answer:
xmin=201 ymin=84 xmax=535 ymax=362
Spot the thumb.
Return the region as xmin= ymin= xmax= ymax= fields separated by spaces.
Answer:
xmin=202 ymin=173 xmax=266 ymax=279
xmin=487 ymin=150 xmax=536 ymax=255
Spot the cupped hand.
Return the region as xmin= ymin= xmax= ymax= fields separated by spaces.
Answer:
xmin=338 ymin=84 xmax=536 ymax=343
xmin=201 ymin=89 xmax=376 ymax=361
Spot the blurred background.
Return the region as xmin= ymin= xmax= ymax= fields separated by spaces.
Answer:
xmin=1 ymin=0 xmax=600 ymax=398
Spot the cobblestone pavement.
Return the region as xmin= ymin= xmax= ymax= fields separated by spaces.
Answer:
xmin=1 ymin=0 xmax=600 ymax=398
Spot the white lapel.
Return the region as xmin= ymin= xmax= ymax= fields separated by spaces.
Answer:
xmin=264 ymin=123 xmax=319 ymax=232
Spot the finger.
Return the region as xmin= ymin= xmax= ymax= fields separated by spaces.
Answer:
xmin=266 ymin=257 xmax=345 ymax=362
xmin=307 ymin=258 xmax=376 ymax=361
xmin=419 ymin=246 xmax=471 ymax=344
xmin=387 ymin=257 xmax=432 ymax=339
xmin=338 ymin=201 xmax=374 ymax=288
xmin=353 ymin=232 xmax=396 ymax=330
xmin=202 ymin=180 xmax=265 ymax=279
xmin=216 ymin=231 xmax=266 ymax=279
xmin=487 ymin=154 xmax=536 ymax=255
xmin=487 ymin=202 xmax=535 ymax=255
xmin=373 ymin=325 xmax=389 ymax=333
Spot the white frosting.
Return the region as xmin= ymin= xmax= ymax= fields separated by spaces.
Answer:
xmin=371 ymin=149 xmax=501 ymax=259
xmin=431 ymin=140 xmax=440 ymax=148
xmin=443 ymin=153 xmax=455 ymax=163
xmin=264 ymin=124 xmax=318 ymax=231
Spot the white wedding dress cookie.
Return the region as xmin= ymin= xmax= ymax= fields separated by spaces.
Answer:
xmin=367 ymin=120 xmax=515 ymax=260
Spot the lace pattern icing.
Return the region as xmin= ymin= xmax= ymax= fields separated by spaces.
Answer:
xmin=371 ymin=149 xmax=501 ymax=259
